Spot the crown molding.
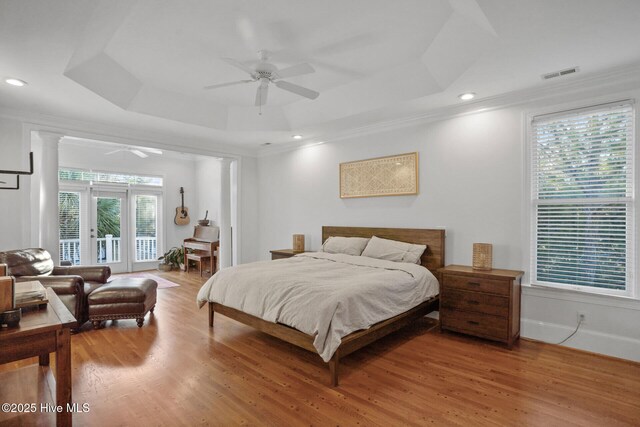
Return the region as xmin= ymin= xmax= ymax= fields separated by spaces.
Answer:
xmin=3 ymin=61 xmax=640 ymax=160
xmin=258 ymin=62 xmax=640 ymax=157
xmin=0 ymin=106 xmax=255 ymax=159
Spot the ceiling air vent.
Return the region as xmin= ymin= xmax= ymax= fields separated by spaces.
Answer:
xmin=542 ymin=67 xmax=579 ymax=80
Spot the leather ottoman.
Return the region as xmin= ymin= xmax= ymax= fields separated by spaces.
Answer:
xmin=88 ymin=278 xmax=157 ymax=329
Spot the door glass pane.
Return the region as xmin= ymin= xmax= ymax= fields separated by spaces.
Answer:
xmin=59 ymin=191 xmax=81 ymax=265
xmin=135 ymin=195 xmax=157 ymax=261
xmin=96 ymin=197 xmax=122 ymax=264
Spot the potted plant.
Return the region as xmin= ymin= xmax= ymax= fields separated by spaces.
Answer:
xmin=158 ymin=246 xmax=186 ymax=271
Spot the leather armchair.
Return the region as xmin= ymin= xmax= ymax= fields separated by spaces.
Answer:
xmin=0 ymin=248 xmax=111 ymax=328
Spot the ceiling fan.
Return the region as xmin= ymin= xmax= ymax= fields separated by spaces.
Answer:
xmin=204 ymin=50 xmax=319 ymax=108
xmin=105 ymin=146 xmax=163 ymax=159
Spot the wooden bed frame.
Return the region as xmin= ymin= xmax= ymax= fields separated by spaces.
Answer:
xmin=208 ymin=226 xmax=445 ymax=386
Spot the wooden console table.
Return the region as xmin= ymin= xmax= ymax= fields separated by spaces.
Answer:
xmin=0 ymin=288 xmax=76 ymax=426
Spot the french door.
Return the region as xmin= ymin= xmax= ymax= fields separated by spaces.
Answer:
xmin=59 ymin=184 xmax=162 ymax=272
xmin=90 ymin=190 xmax=128 ymax=273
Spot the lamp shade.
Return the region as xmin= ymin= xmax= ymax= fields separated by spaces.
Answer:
xmin=293 ymin=234 xmax=305 ymax=252
xmin=472 ymin=243 xmax=492 ymax=271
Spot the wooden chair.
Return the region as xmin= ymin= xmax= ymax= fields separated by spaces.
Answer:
xmin=184 ymin=226 xmax=219 ymax=277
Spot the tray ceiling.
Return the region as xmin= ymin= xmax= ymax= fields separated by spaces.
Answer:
xmin=1 ymin=0 xmax=640 ymax=147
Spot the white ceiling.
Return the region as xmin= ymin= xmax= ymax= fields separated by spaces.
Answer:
xmin=2 ymin=0 xmax=640 ymax=150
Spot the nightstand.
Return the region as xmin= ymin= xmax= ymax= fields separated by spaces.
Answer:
xmin=270 ymin=249 xmax=307 ymax=260
xmin=438 ymin=265 xmax=523 ymax=348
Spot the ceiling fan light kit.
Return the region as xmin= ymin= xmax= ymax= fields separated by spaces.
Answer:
xmin=204 ymin=50 xmax=320 ymax=112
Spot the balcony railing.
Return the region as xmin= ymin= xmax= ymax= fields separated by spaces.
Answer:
xmin=98 ymin=235 xmax=121 ymax=263
xmin=135 ymin=236 xmax=157 ymax=262
xmin=60 ymin=238 xmax=82 ymax=265
xmin=59 ymin=236 xmax=158 ymax=265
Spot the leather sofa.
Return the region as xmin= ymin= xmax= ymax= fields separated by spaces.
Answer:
xmin=0 ymin=248 xmax=111 ymax=328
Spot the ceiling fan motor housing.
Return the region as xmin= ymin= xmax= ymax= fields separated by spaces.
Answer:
xmin=256 ymin=71 xmax=274 ymax=80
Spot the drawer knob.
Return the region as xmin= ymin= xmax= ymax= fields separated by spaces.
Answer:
xmin=468 ymin=300 xmax=480 ymax=305
xmin=468 ymin=282 xmax=481 ymax=287
xmin=467 ymin=320 xmax=480 ymax=325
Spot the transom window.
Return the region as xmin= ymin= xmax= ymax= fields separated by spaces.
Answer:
xmin=59 ymin=168 xmax=162 ymax=186
xmin=530 ymin=101 xmax=635 ymax=296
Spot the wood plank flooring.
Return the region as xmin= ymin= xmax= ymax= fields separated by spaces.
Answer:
xmin=1 ymin=270 xmax=639 ymax=426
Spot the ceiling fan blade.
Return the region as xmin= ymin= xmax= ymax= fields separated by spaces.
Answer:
xmin=221 ymin=57 xmax=256 ymax=77
xmin=275 ymin=63 xmax=315 ymax=79
xmin=136 ymin=147 xmax=163 ymax=155
xmin=130 ymin=149 xmax=149 ymax=158
xmin=255 ymin=82 xmax=269 ymax=106
xmin=105 ymin=149 xmax=124 ymax=155
xmin=274 ymin=80 xmax=319 ymax=100
xmin=0 ymin=181 xmax=6 ymax=184
xmin=203 ymin=79 xmax=254 ymax=90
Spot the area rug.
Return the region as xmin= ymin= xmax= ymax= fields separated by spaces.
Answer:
xmin=112 ymin=271 xmax=181 ymax=289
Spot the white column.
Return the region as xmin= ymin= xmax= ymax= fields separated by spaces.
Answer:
xmin=33 ymin=131 xmax=63 ymax=264
xmin=219 ymin=158 xmax=232 ymax=269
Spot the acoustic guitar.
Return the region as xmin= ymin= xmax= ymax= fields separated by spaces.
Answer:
xmin=174 ymin=187 xmax=191 ymax=226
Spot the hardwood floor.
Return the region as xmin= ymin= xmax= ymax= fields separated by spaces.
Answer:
xmin=1 ymin=270 xmax=639 ymax=426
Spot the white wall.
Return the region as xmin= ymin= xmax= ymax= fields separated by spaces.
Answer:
xmin=0 ymin=117 xmax=30 ymax=250
xmin=258 ymin=109 xmax=522 ymax=261
xmin=194 ymin=158 xmax=221 ymax=226
xmin=239 ymin=156 xmax=259 ymax=264
xmin=58 ymin=141 xmax=199 ymax=253
xmin=257 ymin=89 xmax=640 ymax=362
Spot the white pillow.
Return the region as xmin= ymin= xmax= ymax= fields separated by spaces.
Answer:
xmin=321 ymin=236 xmax=370 ymax=256
xmin=361 ymin=236 xmax=426 ymax=264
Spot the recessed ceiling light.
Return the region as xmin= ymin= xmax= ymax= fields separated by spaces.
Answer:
xmin=292 ymin=135 xmax=303 ymax=140
xmin=5 ymin=78 xmax=27 ymax=87
xmin=458 ymin=92 xmax=475 ymax=101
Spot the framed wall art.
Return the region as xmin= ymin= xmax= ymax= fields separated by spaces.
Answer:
xmin=339 ymin=152 xmax=419 ymax=198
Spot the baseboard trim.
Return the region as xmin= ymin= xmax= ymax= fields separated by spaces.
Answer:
xmin=521 ymin=318 xmax=640 ymax=362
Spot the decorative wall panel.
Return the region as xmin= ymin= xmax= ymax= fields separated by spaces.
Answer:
xmin=340 ymin=152 xmax=418 ymax=198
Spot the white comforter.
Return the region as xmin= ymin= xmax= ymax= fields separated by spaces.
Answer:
xmin=196 ymin=252 xmax=439 ymax=362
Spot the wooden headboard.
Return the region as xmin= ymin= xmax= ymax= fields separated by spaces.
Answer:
xmin=322 ymin=226 xmax=445 ymax=276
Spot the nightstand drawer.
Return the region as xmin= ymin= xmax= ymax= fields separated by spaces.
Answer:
xmin=270 ymin=249 xmax=307 ymax=260
xmin=441 ymin=289 xmax=509 ymax=317
xmin=443 ymin=274 xmax=510 ymax=296
xmin=440 ymin=310 xmax=509 ymax=341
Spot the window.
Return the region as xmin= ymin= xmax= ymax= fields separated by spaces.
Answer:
xmin=530 ymin=101 xmax=635 ymax=296
xmin=59 ymin=191 xmax=81 ymax=265
xmin=135 ymin=195 xmax=158 ymax=262
xmin=59 ymin=168 xmax=162 ymax=186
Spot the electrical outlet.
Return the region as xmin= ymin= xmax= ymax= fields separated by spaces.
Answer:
xmin=577 ymin=312 xmax=586 ymax=323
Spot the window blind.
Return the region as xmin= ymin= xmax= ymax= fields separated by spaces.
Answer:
xmin=59 ymin=191 xmax=82 ymax=266
xmin=135 ymin=195 xmax=158 ymax=262
xmin=531 ymin=101 xmax=635 ymax=293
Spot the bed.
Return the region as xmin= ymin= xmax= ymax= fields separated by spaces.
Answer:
xmin=197 ymin=226 xmax=445 ymax=386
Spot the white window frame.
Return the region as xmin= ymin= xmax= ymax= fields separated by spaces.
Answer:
xmin=129 ymin=187 xmax=164 ymax=271
xmin=524 ymin=98 xmax=638 ymax=299
xmin=58 ymin=183 xmax=89 ymax=266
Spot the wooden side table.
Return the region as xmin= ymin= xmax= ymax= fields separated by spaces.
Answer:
xmin=438 ymin=265 xmax=523 ymax=348
xmin=270 ymin=249 xmax=307 ymax=260
xmin=0 ymin=288 xmax=76 ymax=426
